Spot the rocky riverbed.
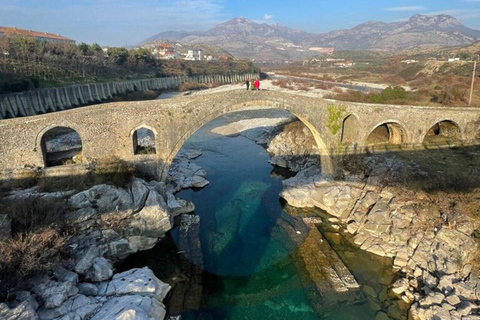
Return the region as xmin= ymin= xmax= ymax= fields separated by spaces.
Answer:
xmin=0 ymin=149 xmax=203 ymax=319
xmin=270 ymin=122 xmax=480 ymax=320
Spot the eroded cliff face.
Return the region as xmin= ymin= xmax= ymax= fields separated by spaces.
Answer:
xmin=268 ymin=120 xmax=480 ymax=320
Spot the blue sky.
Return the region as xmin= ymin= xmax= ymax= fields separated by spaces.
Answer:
xmin=1 ymin=0 xmax=479 ymax=46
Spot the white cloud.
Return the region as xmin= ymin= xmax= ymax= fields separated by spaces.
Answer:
xmin=384 ymin=6 xmax=425 ymax=12
xmin=264 ymin=13 xmax=274 ymax=20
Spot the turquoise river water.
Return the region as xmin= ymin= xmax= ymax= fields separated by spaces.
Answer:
xmin=118 ymin=109 xmax=382 ymax=320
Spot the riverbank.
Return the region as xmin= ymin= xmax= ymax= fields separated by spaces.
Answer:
xmin=210 ymin=111 xmax=480 ymax=319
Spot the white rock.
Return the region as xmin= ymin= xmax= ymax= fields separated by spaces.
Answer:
xmin=105 ymin=267 xmax=170 ymax=300
xmin=32 ymin=278 xmax=77 ymax=309
xmin=75 ymin=246 xmax=100 ymax=275
xmin=37 ymin=294 xmax=101 ymax=320
xmin=90 ymin=295 xmax=166 ymax=320
xmin=87 ymin=257 xmax=113 ymax=282
xmin=0 ymin=301 xmax=39 ymax=320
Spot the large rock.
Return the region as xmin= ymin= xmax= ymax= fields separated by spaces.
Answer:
xmin=37 ymin=294 xmax=101 ymax=320
xmin=31 ymin=277 xmax=78 ymax=309
xmin=105 ymin=267 xmax=171 ymax=300
xmin=75 ymin=245 xmax=101 ymax=275
xmin=53 ymin=267 xmax=79 ymax=284
xmin=130 ymin=190 xmax=171 ymax=238
xmin=0 ymin=301 xmax=39 ymax=320
xmin=90 ymin=295 xmax=166 ymax=320
xmin=86 ymin=257 xmax=113 ymax=282
xmin=77 ymin=283 xmax=99 ymax=296
xmin=267 ymin=121 xmax=321 ymax=172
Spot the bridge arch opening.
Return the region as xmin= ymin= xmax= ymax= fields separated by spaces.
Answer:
xmin=40 ymin=127 xmax=83 ymax=167
xmin=423 ymin=120 xmax=462 ymax=145
xmin=341 ymin=114 xmax=359 ymax=145
xmin=163 ymin=105 xmax=333 ymax=181
xmin=132 ymin=127 xmax=157 ymax=155
xmin=366 ymin=122 xmax=407 ymax=146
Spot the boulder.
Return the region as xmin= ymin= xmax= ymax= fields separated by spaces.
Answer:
xmin=0 ymin=301 xmax=39 ymax=320
xmin=75 ymin=245 xmax=100 ymax=275
xmin=14 ymin=291 xmax=39 ymax=311
xmin=90 ymin=295 xmax=166 ymax=320
xmin=391 ymin=278 xmax=409 ymax=296
xmin=130 ymin=190 xmax=171 ymax=238
xmin=105 ymin=267 xmax=171 ymax=300
xmin=77 ymin=283 xmax=99 ymax=296
xmin=31 ymin=277 xmax=78 ymax=309
xmin=106 ymin=238 xmax=138 ymax=259
xmin=37 ymin=294 xmax=101 ymax=320
xmin=53 ymin=267 xmax=79 ymax=284
xmin=86 ymin=257 xmax=113 ymax=282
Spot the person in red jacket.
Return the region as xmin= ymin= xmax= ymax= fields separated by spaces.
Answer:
xmin=254 ymin=78 xmax=260 ymax=90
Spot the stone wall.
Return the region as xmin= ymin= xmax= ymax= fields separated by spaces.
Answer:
xmin=0 ymin=90 xmax=479 ymax=182
xmin=0 ymin=73 xmax=258 ymax=119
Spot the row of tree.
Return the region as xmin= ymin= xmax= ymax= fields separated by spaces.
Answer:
xmin=0 ymin=35 xmax=258 ymax=93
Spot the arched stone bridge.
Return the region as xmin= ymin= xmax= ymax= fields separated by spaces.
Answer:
xmin=0 ymin=89 xmax=479 ymax=180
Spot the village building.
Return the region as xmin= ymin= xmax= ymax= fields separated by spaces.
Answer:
xmin=184 ymin=49 xmax=203 ymax=61
xmin=0 ymin=26 xmax=75 ymax=44
xmin=152 ymin=44 xmax=179 ymax=60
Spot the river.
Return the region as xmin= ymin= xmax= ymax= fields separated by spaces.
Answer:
xmin=118 ymin=109 xmax=391 ymax=320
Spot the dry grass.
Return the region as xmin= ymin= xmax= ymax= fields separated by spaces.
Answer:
xmin=272 ymin=79 xmax=295 ymax=89
xmin=0 ymin=229 xmax=69 ymax=298
xmin=0 ymin=195 xmax=71 ymax=299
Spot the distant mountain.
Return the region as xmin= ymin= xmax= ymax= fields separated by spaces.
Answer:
xmin=313 ymin=14 xmax=480 ymax=51
xmin=140 ymin=15 xmax=480 ymax=61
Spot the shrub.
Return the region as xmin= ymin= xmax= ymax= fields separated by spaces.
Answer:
xmin=0 ymin=229 xmax=68 ymax=299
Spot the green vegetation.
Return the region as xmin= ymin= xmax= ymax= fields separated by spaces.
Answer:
xmin=326 ymin=104 xmax=346 ymax=135
xmin=0 ymin=35 xmax=259 ymax=94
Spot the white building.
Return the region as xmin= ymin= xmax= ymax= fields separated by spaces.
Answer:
xmin=184 ymin=50 xmax=204 ymax=61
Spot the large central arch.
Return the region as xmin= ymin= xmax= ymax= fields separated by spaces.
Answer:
xmin=158 ymin=99 xmax=334 ymax=181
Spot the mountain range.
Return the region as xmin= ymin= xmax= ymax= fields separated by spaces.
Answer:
xmin=140 ymin=14 xmax=480 ymax=62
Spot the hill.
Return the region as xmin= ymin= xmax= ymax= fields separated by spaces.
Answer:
xmin=140 ymin=15 xmax=480 ymax=62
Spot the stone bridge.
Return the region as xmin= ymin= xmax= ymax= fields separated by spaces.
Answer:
xmin=0 ymin=89 xmax=479 ymax=181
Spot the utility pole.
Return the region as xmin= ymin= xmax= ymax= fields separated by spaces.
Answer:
xmin=469 ymin=60 xmax=477 ymax=106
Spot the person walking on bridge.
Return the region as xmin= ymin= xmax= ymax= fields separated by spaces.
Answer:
xmin=245 ymin=78 xmax=250 ymax=90
xmin=254 ymin=78 xmax=260 ymax=90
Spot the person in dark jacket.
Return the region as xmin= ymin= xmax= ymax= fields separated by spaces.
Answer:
xmin=246 ymin=78 xmax=250 ymax=90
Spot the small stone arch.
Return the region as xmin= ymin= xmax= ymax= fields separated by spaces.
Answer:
xmin=423 ymin=120 xmax=462 ymax=145
xmin=40 ymin=126 xmax=83 ymax=167
xmin=366 ymin=121 xmax=408 ymax=145
xmin=131 ymin=125 xmax=157 ymax=155
xmin=341 ymin=114 xmax=359 ymax=145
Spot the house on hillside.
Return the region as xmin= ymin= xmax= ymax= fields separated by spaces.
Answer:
xmin=152 ymin=44 xmax=179 ymax=60
xmin=0 ymin=26 xmax=75 ymax=44
xmin=184 ymin=49 xmax=204 ymax=61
